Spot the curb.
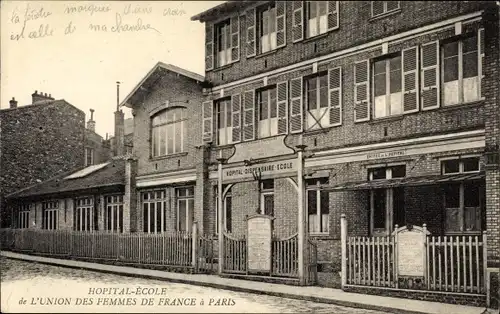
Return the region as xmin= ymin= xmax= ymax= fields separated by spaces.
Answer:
xmin=0 ymin=253 xmax=447 ymax=314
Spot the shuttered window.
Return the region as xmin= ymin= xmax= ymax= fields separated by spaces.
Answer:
xmin=258 ymin=86 xmax=278 ymax=138
xmin=373 ymin=55 xmax=403 ymax=118
xmin=402 ymin=46 xmax=419 ymax=113
xmin=259 ymin=3 xmax=277 ymax=53
xmin=420 ymin=41 xmax=440 ymax=110
xmin=205 ymin=24 xmax=214 ymax=70
xmin=307 ymin=1 xmax=338 ymax=38
xmin=305 ymin=72 xmax=329 ymax=130
xmin=231 ymin=94 xmax=242 ymax=143
xmin=292 ymin=1 xmax=304 ymax=42
xmin=328 ymin=66 xmax=342 ymax=126
xmin=290 ymin=77 xmax=304 ymax=133
xmin=276 ymin=81 xmax=289 ymax=134
xmin=354 ymin=60 xmax=370 ymax=122
xmin=216 ymin=20 xmax=232 ymax=67
xmin=202 ymin=101 xmax=214 ymax=143
xmin=442 ymin=31 xmax=483 ymax=106
xmin=243 ymin=90 xmax=256 ymax=141
xmin=246 ymin=8 xmax=257 ymax=57
xmin=371 ymin=1 xmax=400 ymax=18
xmin=213 ymin=17 xmax=240 ymax=67
xmin=216 ymin=98 xmax=232 ymax=146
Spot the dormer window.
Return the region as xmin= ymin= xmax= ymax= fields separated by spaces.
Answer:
xmin=151 ymin=107 xmax=187 ymax=157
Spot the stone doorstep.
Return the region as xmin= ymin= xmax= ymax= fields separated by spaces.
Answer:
xmin=0 ymin=251 xmax=492 ymax=314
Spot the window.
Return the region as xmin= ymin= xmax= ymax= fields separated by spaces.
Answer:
xmin=215 ymin=185 xmax=232 ymax=234
xmin=74 ymin=197 xmax=96 ymax=232
xmin=142 ymin=190 xmax=167 ymax=233
xmin=216 ymin=99 xmax=232 ymax=145
xmin=177 ymin=187 xmax=194 ymax=232
xmin=306 ymin=73 xmax=329 ymax=130
xmin=368 ymin=165 xmax=406 ymax=235
xmin=257 ymin=86 xmax=278 ymax=138
xmin=442 ymin=34 xmax=482 ymax=106
xmin=259 ymin=3 xmax=277 ymax=53
xmin=259 ymin=179 xmax=274 ymax=216
xmin=444 ymin=183 xmax=482 ymax=233
xmin=306 ymin=178 xmax=329 ymax=234
xmin=441 ymin=157 xmax=480 ymax=175
xmin=151 ymin=107 xmax=187 ymax=157
xmin=42 ymin=201 xmax=58 ymax=230
xmin=85 ymin=147 xmax=94 ymax=166
xmin=18 ymin=204 xmax=33 ymax=229
xmin=371 ymin=1 xmax=400 ymax=17
xmin=105 ymin=195 xmax=123 ymax=233
xmin=373 ymin=55 xmax=403 ymax=118
xmin=307 ymin=1 xmax=327 ymax=38
xmin=216 ymin=20 xmax=232 ymax=67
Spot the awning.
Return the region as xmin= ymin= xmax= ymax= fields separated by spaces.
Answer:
xmin=321 ymin=172 xmax=485 ymax=192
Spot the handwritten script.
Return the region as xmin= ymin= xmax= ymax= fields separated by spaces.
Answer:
xmin=8 ymin=3 xmax=187 ymax=41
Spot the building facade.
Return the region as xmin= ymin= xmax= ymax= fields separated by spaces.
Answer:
xmin=0 ymin=92 xmax=86 ymax=227
xmin=85 ymin=109 xmax=113 ymax=166
xmin=191 ymin=0 xmax=499 ymax=300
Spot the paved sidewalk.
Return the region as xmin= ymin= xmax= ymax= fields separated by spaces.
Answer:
xmin=0 ymin=251 xmax=490 ymax=314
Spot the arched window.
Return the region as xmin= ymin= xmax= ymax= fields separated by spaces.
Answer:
xmin=151 ymin=107 xmax=187 ymax=157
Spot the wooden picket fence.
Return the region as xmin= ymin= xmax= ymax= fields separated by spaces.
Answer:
xmin=344 ymin=232 xmax=487 ymax=294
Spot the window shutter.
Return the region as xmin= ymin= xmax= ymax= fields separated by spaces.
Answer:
xmin=290 ymin=77 xmax=303 ymax=133
xmin=277 ymin=81 xmax=289 ymax=134
xmin=292 ymin=1 xmax=304 ymax=43
xmin=231 ymin=16 xmax=240 ymax=63
xmin=420 ymin=41 xmax=440 ymax=110
xmin=354 ymin=60 xmax=370 ymax=122
xmin=202 ymin=100 xmax=214 ymax=143
xmin=479 ymin=28 xmax=485 ymax=98
xmin=327 ymin=1 xmax=339 ymax=31
xmin=231 ymin=94 xmax=242 ymax=143
xmin=205 ymin=24 xmax=214 ymax=71
xmin=371 ymin=1 xmax=384 ymax=17
xmin=276 ymin=1 xmax=286 ymax=48
xmin=328 ymin=67 xmax=342 ymax=126
xmin=243 ymin=90 xmax=255 ymax=141
xmin=402 ymin=46 xmax=419 ymax=113
xmin=246 ymin=8 xmax=256 ymax=58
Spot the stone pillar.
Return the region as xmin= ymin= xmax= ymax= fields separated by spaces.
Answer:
xmin=124 ymin=157 xmax=137 ymax=233
xmin=98 ymin=195 xmax=105 ymax=231
xmin=194 ymin=145 xmax=209 ymax=235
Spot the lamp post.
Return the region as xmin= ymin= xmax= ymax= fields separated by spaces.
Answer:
xmin=296 ymin=134 xmax=308 ymax=285
xmin=216 ymin=150 xmax=226 ymax=275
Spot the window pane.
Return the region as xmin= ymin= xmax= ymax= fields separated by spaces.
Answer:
xmin=319 ymin=85 xmax=328 ymax=108
xmin=444 ymin=184 xmax=460 ymax=208
xmin=464 ymin=183 xmax=480 ymax=207
xmin=463 ymin=35 xmax=477 ymax=54
xmin=443 ymin=56 xmax=459 ymax=83
xmin=446 ymin=207 xmax=460 ymax=232
xmin=307 ymin=90 xmax=317 ymax=111
xmin=178 ymin=200 xmax=187 ymax=231
xmin=160 ymin=126 xmax=167 ymax=156
xmin=167 ymin=124 xmax=174 ymax=154
xmin=174 ymin=122 xmax=183 ymax=153
xmin=259 ymin=91 xmax=269 ymax=120
xmin=391 ymin=165 xmax=406 ymax=178
xmin=149 ymin=202 xmax=155 ymax=233
xmin=308 ymin=1 xmax=317 ymax=19
xmin=373 ymin=190 xmax=386 ymax=229
xmin=264 ymin=194 xmax=274 ymax=216
xmin=156 ymin=202 xmax=162 ymax=232
xmin=464 ymin=207 xmax=480 ymax=231
xmin=463 ymin=51 xmax=478 ymax=78
xmin=374 ymin=60 xmax=386 ymax=75
xmin=307 ymin=190 xmax=317 ymax=215
xmin=463 ymin=157 xmax=479 ymax=172
xmin=226 ymin=101 xmax=232 ymax=127
xmin=371 ymin=168 xmax=387 ymax=180
xmin=269 ymin=7 xmax=276 ymax=33
xmin=318 ymin=1 xmax=327 ymax=15
xmin=389 ymin=56 xmax=402 ymax=93
xmin=443 ymin=41 xmax=459 ymax=58
xmin=269 ymin=89 xmax=277 ymax=118
xmin=442 ymin=159 xmax=460 ymax=174
xmin=261 ymin=179 xmax=274 ymax=190
xmin=217 ymin=104 xmax=225 ymax=129
xmin=320 ymin=191 xmax=329 ymax=214
xmin=225 ymin=196 xmax=232 ymax=232
xmin=374 ymin=72 xmax=386 ymax=97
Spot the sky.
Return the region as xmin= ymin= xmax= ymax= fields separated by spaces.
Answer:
xmin=1 ymin=0 xmax=224 ymax=138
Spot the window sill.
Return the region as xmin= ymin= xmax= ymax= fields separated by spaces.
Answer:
xmin=440 ymin=98 xmax=485 ymax=112
xmin=150 ymin=152 xmax=188 ymax=161
xmin=369 ymin=114 xmax=405 ymax=125
xmin=255 ymin=48 xmax=280 ymax=59
xmin=369 ymin=9 xmax=402 ymax=22
xmin=302 ymin=31 xmax=332 ymax=44
xmin=303 ymin=124 xmax=341 ymax=136
xmin=210 ymin=63 xmax=233 ymax=73
xmin=213 ymin=143 xmax=235 ymax=150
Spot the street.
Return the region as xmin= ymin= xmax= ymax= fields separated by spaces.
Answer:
xmin=0 ymin=257 xmax=389 ymax=313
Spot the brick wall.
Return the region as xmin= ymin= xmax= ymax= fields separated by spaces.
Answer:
xmin=0 ymin=101 xmax=85 ymax=227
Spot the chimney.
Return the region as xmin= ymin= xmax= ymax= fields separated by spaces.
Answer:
xmin=9 ymin=97 xmax=18 ymax=108
xmin=87 ymin=109 xmax=96 ymax=132
xmin=114 ymin=81 xmax=125 ymax=156
xmin=31 ymin=90 xmax=55 ymax=104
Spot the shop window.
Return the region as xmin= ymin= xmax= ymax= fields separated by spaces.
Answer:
xmin=216 ymin=19 xmax=232 ymax=67
xmin=42 ymin=201 xmax=58 ymax=230
xmin=373 ymin=55 xmax=403 ymax=118
xmin=74 ymin=197 xmax=95 ymax=232
xmin=442 ymin=34 xmax=482 ymax=106
xmin=259 ymin=3 xmax=277 ymax=53
xmin=444 ymin=183 xmax=482 ymax=233
xmin=151 ymin=107 xmax=187 ymax=158
xmin=18 ymin=204 xmax=33 ymax=229
xmin=215 ymin=98 xmax=232 ymax=146
xmin=215 ymin=185 xmax=232 ymax=234
xmin=306 ymin=178 xmax=329 ymax=234
xmin=305 ymin=72 xmax=329 ymax=130
xmin=142 ymin=190 xmax=167 ymax=233
xmin=177 ymin=187 xmax=194 ymax=232
xmin=441 ymin=157 xmax=480 ymax=175
xmin=257 ymin=86 xmax=278 ymax=138
xmin=260 ymin=179 xmax=274 ymax=216
xmin=105 ymin=195 xmax=124 ymax=233
xmin=368 ymin=165 xmax=406 ymax=180
xmin=371 ymin=1 xmax=400 ymax=18
xmin=85 ymin=147 xmax=94 ymax=166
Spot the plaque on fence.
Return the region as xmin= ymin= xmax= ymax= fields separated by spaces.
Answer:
xmin=246 ymin=214 xmax=274 ymax=273
xmin=394 ymin=225 xmax=429 ymax=277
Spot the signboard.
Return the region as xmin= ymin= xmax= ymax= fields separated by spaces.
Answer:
xmin=395 ymin=225 xmax=428 ymax=277
xmin=367 ymin=150 xmax=406 ymax=160
xmin=228 ymin=135 xmax=294 ymax=163
xmin=223 ymin=159 xmax=297 ymax=181
xmin=247 ymin=215 xmax=273 ymax=273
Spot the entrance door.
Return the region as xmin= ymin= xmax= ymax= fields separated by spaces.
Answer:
xmin=370 ymin=187 xmax=405 ymax=236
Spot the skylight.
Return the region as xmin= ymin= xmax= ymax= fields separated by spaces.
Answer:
xmin=64 ymin=162 xmax=109 ymax=180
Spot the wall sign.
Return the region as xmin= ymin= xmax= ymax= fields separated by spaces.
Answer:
xmin=223 ymin=159 xmax=297 ymax=181
xmin=247 ymin=215 xmax=274 ymax=273
xmin=395 ymin=225 xmax=429 ymax=277
xmin=228 ymin=135 xmax=295 ymax=163
xmin=367 ymin=150 xmax=406 ymax=160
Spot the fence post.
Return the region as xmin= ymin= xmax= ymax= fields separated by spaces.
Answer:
xmin=422 ymin=223 xmax=428 ymax=288
xmin=483 ymin=231 xmax=489 ymax=305
xmin=192 ymin=221 xmax=199 ymax=273
xmin=341 ymin=214 xmax=348 ymax=289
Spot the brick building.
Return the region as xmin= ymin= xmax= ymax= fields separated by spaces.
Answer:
xmin=0 ymin=92 xmax=86 ymax=227
xmin=191 ymin=0 xmax=499 ymax=304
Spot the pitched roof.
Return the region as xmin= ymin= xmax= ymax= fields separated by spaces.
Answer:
xmin=6 ymin=159 xmax=126 ymax=199
xmin=191 ymin=1 xmax=258 ymax=22
xmin=120 ymin=62 xmax=204 ymax=108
